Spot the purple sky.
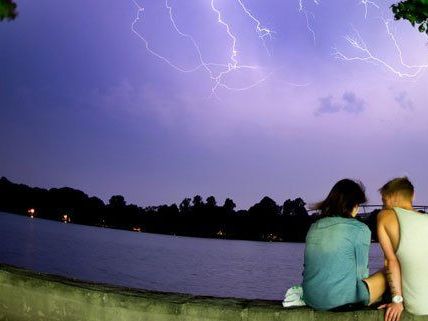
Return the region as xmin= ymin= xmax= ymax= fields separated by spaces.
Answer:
xmin=1 ymin=0 xmax=427 ymax=209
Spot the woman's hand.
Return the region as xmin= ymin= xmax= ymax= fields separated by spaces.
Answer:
xmin=378 ymin=302 xmax=404 ymax=321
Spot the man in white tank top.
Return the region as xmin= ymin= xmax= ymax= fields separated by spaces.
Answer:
xmin=377 ymin=177 xmax=428 ymax=321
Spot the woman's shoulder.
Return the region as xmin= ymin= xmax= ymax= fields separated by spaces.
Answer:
xmin=311 ymin=216 xmax=369 ymax=229
xmin=328 ymin=218 xmax=370 ymax=238
xmin=312 ymin=217 xmax=369 ymax=234
xmin=347 ymin=219 xmax=371 ymax=240
xmin=346 ymin=218 xmax=370 ymax=230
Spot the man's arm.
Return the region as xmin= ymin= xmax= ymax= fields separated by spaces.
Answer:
xmin=377 ymin=209 xmax=403 ymax=321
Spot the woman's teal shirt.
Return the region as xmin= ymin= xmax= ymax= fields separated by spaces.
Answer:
xmin=302 ymin=216 xmax=371 ymax=310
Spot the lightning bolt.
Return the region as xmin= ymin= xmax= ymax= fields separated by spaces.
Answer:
xmin=131 ymin=0 xmax=203 ymax=74
xmin=235 ymin=0 xmax=274 ymax=54
xmin=131 ymin=0 xmax=282 ymax=98
xmin=236 ymin=0 xmax=273 ymax=40
xmin=298 ymin=0 xmax=378 ymax=44
xmin=299 ymin=0 xmax=320 ymax=12
xmin=298 ymin=0 xmax=319 ymax=44
xmin=334 ymin=18 xmax=428 ymax=79
xmin=360 ymin=0 xmax=379 ymax=19
xmin=382 ymin=18 xmax=428 ymax=71
xmin=304 ymin=10 xmax=317 ymax=44
xmin=295 ymin=0 xmax=427 ymax=79
xmin=209 ymin=0 xmax=239 ymax=71
xmin=132 ymin=0 xmax=422 ymax=96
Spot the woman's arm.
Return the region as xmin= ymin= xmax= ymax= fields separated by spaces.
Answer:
xmin=377 ymin=210 xmax=403 ymax=321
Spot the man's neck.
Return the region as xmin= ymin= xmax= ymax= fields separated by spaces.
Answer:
xmin=397 ymin=203 xmax=414 ymax=211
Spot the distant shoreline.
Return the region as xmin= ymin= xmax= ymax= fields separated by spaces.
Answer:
xmin=0 ymin=210 xmax=312 ymax=244
xmin=2 ymin=176 xmax=412 ymax=243
xmin=0 ymin=210 xmax=309 ymax=244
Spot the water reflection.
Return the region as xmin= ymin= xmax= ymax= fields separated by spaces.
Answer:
xmin=0 ymin=211 xmax=383 ymax=300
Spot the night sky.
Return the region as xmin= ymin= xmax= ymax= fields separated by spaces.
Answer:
xmin=1 ymin=0 xmax=427 ymax=209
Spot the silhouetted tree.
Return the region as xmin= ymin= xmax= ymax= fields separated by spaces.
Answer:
xmin=282 ymin=199 xmax=294 ymax=216
xmin=1 ymin=176 xmax=384 ymax=242
xmin=156 ymin=204 xmax=180 ymax=233
xmin=109 ymin=195 xmax=126 ymax=208
xmin=105 ymin=195 xmax=128 ymax=228
xmin=282 ymin=198 xmax=308 ymax=217
xmin=249 ymin=196 xmax=280 ymax=217
xmin=223 ymin=198 xmax=236 ymax=212
xmin=192 ymin=195 xmax=204 ymax=208
xmin=206 ymin=196 xmax=217 ymax=208
xmin=179 ymin=198 xmax=191 ymax=214
xmin=246 ymin=197 xmax=280 ymax=240
xmin=0 ymin=0 xmax=17 ymax=21
xmin=82 ymin=196 xmax=105 ymax=225
xmin=391 ymin=0 xmax=428 ymax=34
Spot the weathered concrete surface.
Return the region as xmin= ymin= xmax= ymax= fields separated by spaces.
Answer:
xmin=0 ymin=263 xmax=427 ymax=321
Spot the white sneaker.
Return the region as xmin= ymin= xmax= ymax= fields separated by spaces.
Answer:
xmin=282 ymin=285 xmax=306 ymax=307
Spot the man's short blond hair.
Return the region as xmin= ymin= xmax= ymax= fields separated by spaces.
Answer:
xmin=379 ymin=177 xmax=414 ymax=199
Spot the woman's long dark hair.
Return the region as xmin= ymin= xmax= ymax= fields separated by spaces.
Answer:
xmin=313 ymin=179 xmax=367 ymax=218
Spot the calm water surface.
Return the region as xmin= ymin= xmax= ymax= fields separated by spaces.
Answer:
xmin=0 ymin=211 xmax=383 ymax=300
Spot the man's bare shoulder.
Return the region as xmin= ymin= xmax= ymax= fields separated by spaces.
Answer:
xmin=377 ymin=209 xmax=398 ymax=226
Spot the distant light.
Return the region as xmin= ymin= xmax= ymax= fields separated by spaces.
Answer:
xmin=27 ymin=208 xmax=35 ymax=218
xmin=132 ymin=226 xmax=142 ymax=232
xmin=62 ymin=214 xmax=71 ymax=223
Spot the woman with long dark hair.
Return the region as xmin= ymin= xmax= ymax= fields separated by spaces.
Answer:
xmin=302 ymin=179 xmax=386 ymax=310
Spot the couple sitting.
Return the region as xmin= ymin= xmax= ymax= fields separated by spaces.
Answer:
xmin=302 ymin=177 xmax=428 ymax=320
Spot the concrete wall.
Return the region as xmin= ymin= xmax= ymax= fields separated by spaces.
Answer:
xmin=0 ymin=264 xmax=427 ymax=321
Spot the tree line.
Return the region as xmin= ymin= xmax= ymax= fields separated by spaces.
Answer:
xmin=0 ymin=176 xmax=384 ymax=242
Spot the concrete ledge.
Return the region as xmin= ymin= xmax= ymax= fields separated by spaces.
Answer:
xmin=0 ymin=264 xmax=427 ymax=321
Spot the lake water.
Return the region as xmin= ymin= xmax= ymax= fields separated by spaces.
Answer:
xmin=0 ymin=211 xmax=384 ymax=300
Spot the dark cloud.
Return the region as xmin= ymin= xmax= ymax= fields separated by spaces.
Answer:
xmin=342 ymin=92 xmax=365 ymax=114
xmin=315 ymin=96 xmax=341 ymax=115
xmin=315 ymin=91 xmax=365 ymax=116
xmin=395 ymin=91 xmax=414 ymax=110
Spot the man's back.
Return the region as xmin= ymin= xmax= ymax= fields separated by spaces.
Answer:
xmin=394 ymin=207 xmax=428 ymax=315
